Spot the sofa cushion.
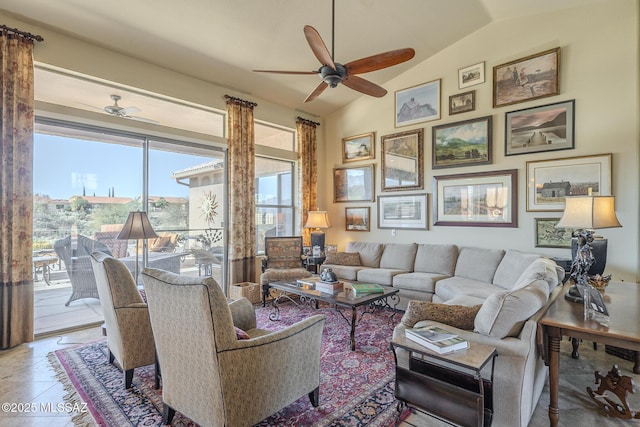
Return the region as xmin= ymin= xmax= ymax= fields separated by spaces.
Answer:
xmin=492 ymin=250 xmax=542 ymax=290
xmin=320 ymin=264 xmax=363 ymax=281
xmin=401 ymin=301 xmax=482 ymax=330
xmin=474 ymin=279 xmax=548 ymax=338
xmin=454 ymin=247 xmax=505 ymax=283
xmin=413 ymin=244 xmax=458 ymax=276
xmin=324 ymin=251 xmax=361 ymax=266
xmin=346 ymin=241 xmax=384 ymax=267
xmin=380 ymin=243 xmax=418 ymax=271
xmin=435 ymin=276 xmax=500 ymax=302
xmin=357 ymin=268 xmax=407 ymax=286
xmin=392 ymin=272 xmax=449 ymax=294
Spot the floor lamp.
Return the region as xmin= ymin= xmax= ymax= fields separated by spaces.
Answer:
xmin=556 ymin=196 xmax=621 ymax=302
xmin=305 ymin=211 xmax=331 ymax=256
xmin=117 ymin=211 xmax=158 ymax=285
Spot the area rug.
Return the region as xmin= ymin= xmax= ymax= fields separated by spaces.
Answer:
xmin=48 ymin=301 xmax=404 ymax=426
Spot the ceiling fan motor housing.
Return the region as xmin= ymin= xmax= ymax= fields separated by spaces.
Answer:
xmin=321 ymin=64 xmax=347 ymax=87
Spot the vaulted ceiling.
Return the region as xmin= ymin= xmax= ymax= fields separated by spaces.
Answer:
xmin=1 ymin=0 xmax=604 ymax=122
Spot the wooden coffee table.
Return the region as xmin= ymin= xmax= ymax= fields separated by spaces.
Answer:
xmin=540 ymin=281 xmax=640 ymax=426
xmin=267 ymin=281 xmax=399 ymax=351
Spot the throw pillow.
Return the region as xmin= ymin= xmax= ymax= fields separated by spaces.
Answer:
xmin=401 ymin=301 xmax=482 ymax=330
xmin=234 ymin=326 xmax=250 ymax=340
xmin=324 ymin=251 xmax=361 ymax=266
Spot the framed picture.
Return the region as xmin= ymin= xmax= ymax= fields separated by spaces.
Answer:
xmin=493 ymin=47 xmax=560 ymax=108
xmin=449 ymin=90 xmax=475 ymax=115
xmin=345 ymin=207 xmax=370 ymax=232
xmin=381 ymin=128 xmax=424 ymax=191
xmin=325 ymin=244 xmax=337 ymax=254
xmin=342 ymin=132 xmax=375 ymax=163
xmin=458 ymin=61 xmax=485 ymax=89
xmin=395 ymin=79 xmax=441 ymax=127
xmin=526 ymin=153 xmax=612 ymax=212
xmin=505 ymin=99 xmax=575 ymax=156
xmin=534 ymin=218 xmax=577 ymax=248
xmin=432 ymin=115 xmax=492 ymax=169
xmin=433 ymin=169 xmax=517 ymax=227
xmin=333 ymin=164 xmax=375 ymax=202
xmin=378 ymin=193 xmax=428 ymax=230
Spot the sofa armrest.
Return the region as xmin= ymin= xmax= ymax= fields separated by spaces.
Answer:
xmin=228 ymin=297 xmax=257 ymax=331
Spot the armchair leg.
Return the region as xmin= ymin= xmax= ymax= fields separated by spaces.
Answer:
xmin=154 ymin=358 xmax=161 ymax=390
xmin=308 ymin=387 xmax=320 ymax=407
xmin=124 ymin=369 xmax=134 ymax=389
xmin=162 ymin=405 xmax=176 ymax=425
xmin=108 ymin=350 xmax=115 ymax=364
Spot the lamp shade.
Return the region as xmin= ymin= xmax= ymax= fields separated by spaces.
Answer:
xmin=556 ymin=196 xmax=622 ymax=230
xmin=304 ymin=211 xmax=331 ymax=229
xmin=116 ymin=211 xmax=159 ymax=240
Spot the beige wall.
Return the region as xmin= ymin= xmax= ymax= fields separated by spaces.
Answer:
xmin=323 ymin=0 xmax=640 ymax=282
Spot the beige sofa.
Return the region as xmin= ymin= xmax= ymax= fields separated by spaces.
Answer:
xmin=322 ymin=241 xmax=564 ymax=427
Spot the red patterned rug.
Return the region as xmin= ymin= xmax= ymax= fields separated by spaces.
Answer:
xmin=49 ymin=301 xmax=404 ymax=426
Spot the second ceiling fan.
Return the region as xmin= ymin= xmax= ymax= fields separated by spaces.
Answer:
xmin=253 ymin=1 xmax=415 ymax=103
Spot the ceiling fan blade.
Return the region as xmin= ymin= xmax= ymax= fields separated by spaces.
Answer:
xmin=127 ymin=115 xmax=160 ymax=124
xmin=304 ymin=25 xmax=336 ymax=70
xmin=345 ymin=48 xmax=415 ymax=75
xmin=304 ymin=81 xmax=329 ymax=103
xmin=120 ymin=106 xmax=141 ymax=115
xmin=253 ymin=69 xmax=319 ymax=75
xmin=342 ymin=75 xmax=387 ymax=98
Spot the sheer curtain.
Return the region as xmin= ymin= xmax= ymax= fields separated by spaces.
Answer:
xmin=0 ymin=28 xmax=41 ymax=348
xmin=296 ymin=117 xmax=320 ymax=247
xmin=226 ymin=95 xmax=256 ymax=286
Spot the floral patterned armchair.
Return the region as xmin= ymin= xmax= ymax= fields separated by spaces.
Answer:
xmin=259 ymin=236 xmax=312 ymax=306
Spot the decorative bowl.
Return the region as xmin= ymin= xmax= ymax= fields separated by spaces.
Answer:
xmin=588 ymin=274 xmax=611 ymax=291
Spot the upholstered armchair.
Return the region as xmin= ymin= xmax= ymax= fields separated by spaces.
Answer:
xmin=90 ymin=251 xmax=157 ymax=389
xmin=142 ymin=267 xmax=326 ymax=427
xmin=260 ymin=236 xmax=312 ymax=306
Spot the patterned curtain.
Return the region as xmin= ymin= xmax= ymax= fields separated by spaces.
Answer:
xmin=226 ymin=95 xmax=256 ymax=286
xmin=296 ymin=117 xmax=320 ymax=247
xmin=0 ymin=28 xmax=41 ymax=349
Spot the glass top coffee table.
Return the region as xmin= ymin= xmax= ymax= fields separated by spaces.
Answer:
xmin=267 ymin=281 xmax=400 ymax=351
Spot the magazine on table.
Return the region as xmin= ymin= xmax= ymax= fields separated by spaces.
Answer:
xmin=406 ymin=325 xmax=458 ymax=343
xmin=345 ymin=283 xmax=385 ymax=297
xmin=405 ymin=326 xmax=468 ymax=354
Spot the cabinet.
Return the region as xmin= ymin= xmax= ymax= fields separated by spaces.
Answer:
xmin=391 ymin=334 xmax=497 ymax=427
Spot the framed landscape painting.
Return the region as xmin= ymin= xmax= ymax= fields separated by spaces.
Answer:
xmin=458 ymin=61 xmax=485 ymax=89
xmin=505 ymin=100 xmax=574 ymax=156
xmin=432 ymin=116 xmax=492 ymax=169
xmin=345 ymin=207 xmax=370 ymax=232
xmin=449 ymin=90 xmax=475 ymax=115
xmin=381 ymin=128 xmax=424 ymax=191
xmin=395 ymin=79 xmax=441 ymax=127
xmin=526 ymin=153 xmax=612 ymax=211
xmin=534 ymin=217 xmax=576 ymax=248
xmin=493 ymin=48 xmax=560 ymax=108
xmin=433 ymin=169 xmax=517 ymax=227
xmin=342 ymin=132 xmax=375 ymax=163
xmin=378 ymin=193 xmax=428 ymax=230
xmin=333 ymin=164 xmax=375 ymax=202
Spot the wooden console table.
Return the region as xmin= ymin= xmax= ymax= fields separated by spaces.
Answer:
xmin=539 ymin=281 xmax=640 ymax=426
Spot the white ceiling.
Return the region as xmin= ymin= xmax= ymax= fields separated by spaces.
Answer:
xmin=1 ymin=0 xmax=604 ymax=124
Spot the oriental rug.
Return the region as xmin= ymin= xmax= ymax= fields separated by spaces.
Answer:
xmin=48 ymin=301 xmax=404 ymax=426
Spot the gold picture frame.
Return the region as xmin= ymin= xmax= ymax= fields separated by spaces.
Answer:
xmin=342 ymin=132 xmax=375 ymax=163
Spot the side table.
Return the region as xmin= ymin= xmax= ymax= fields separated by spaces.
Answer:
xmin=391 ymin=333 xmax=497 ymax=426
xmin=304 ymin=255 xmax=326 ymax=274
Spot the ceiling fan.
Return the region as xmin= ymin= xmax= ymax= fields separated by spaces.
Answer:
xmin=253 ymin=0 xmax=415 ymax=102
xmin=94 ymin=94 xmax=159 ymax=124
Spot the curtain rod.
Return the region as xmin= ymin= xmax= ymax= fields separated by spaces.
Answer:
xmin=0 ymin=24 xmax=44 ymax=42
xmin=296 ymin=116 xmax=320 ymax=127
xmin=224 ymin=95 xmax=257 ymax=108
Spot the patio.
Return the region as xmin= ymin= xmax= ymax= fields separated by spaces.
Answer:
xmin=34 ymin=255 xmax=222 ymax=336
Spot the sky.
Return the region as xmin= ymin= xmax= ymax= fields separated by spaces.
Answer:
xmin=34 ymin=133 xmax=214 ymax=200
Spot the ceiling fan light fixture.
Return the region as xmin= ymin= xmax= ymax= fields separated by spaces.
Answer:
xmin=320 ymin=64 xmax=346 ymax=88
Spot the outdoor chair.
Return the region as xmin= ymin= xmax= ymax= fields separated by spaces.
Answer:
xmin=142 ymin=267 xmax=325 ymax=427
xmin=54 ymin=234 xmax=112 ymax=306
xmin=90 ymin=251 xmax=158 ymax=389
xmin=260 ymin=236 xmax=312 ymax=306
xmin=94 ymin=230 xmax=129 ymax=258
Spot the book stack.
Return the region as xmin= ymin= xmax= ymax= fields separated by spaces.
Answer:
xmin=296 ymin=278 xmax=320 ymax=289
xmin=315 ymin=280 xmax=343 ymax=295
xmin=405 ymin=325 xmax=469 ymax=354
xmin=345 ymin=283 xmax=385 ymax=297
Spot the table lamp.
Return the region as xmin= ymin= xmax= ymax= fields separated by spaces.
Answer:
xmin=304 ymin=211 xmax=331 ymax=255
xmin=117 ymin=211 xmax=158 ymax=284
xmin=556 ymin=196 xmax=621 ymax=301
